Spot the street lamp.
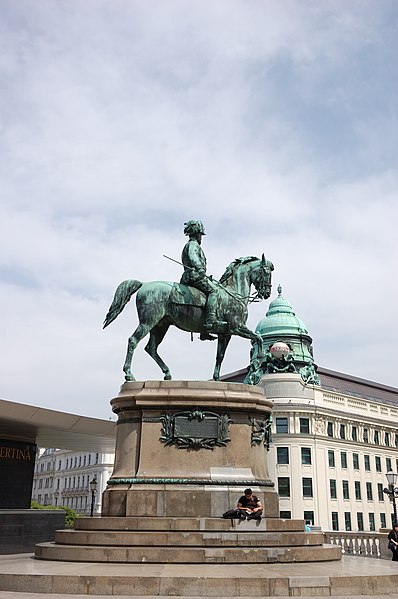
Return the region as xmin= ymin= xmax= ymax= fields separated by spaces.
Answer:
xmin=89 ymin=477 xmax=98 ymax=517
xmin=383 ymin=470 xmax=398 ymax=525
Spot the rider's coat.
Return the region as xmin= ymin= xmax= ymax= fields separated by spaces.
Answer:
xmin=180 ymin=239 xmax=216 ymax=294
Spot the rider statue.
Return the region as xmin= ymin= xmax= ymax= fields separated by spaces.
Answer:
xmin=180 ymin=220 xmax=227 ymax=334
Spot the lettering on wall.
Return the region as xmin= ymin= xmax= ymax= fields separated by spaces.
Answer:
xmin=0 ymin=446 xmax=35 ymax=461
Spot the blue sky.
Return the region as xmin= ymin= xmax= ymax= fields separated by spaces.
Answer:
xmin=0 ymin=0 xmax=397 ymax=418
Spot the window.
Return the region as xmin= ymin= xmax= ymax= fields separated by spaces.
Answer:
xmin=302 ymin=478 xmax=313 ymax=497
xmin=83 ymin=455 xmax=86 ymax=466
xmin=369 ymin=513 xmax=375 ymax=531
xmin=357 ymin=512 xmax=364 ymax=531
xmin=88 ymin=454 xmax=91 ymax=465
xmin=340 ymin=424 xmax=346 ymax=439
xmin=330 ymin=479 xmax=337 ymax=499
xmin=278 ymin=477 xmax=290 ymax=497
xmin=342 ymin=480 xmax=349 ymax=499
xmin=95 ymin=453 xmax=99 ymax=464
xmin=79 ymin=456 xmax=81 ymax=467
xmin=276 ymin=417 xmax=288 ymax=434
xmin=304 ymin=511 xmax=314 ymax=525
xmin=340 ymin=452 xmax=347 ymax=469
xmin=386 ymin=457 xmax=392 ymax=471
xmin=363 ymin=428 xmax=369 ymax=443
xmin=300 ymin=418 xmax=310 ymax=434
xmin=56 ymin=479 xmax=60 ymax=490
xmin=395 ymin=434 xmax=398 ymax=448
xmin=66 ymin=459 xmax=69 ymax=469
xmin=344 ymin=512 xmax=352 ymax=531
xmin=327 ymin=422 xmax=333 ymax=437
xmin=366 ymin=482 xmax=373 ymax=501
xmin=385 ymin=432 xmax=390 ymax=447
xmin=331 ymin=512 xmax=339 ymax=531
xmin=301 ymin=447 xmax=312 ymax=465
xmin=38 ymin=479 xmax=43 ymax=489
xmin=381 ymin=513 xmax=386 ymax=529
xmin=364 ymin=455 xmax=370 ymax=471
xmin=328 ymin=450 xmax=335 ymax=467
xmin=277 ymin=447 xmax=289 ymax=464
xmin=375 ymin=456 xmax=382 ymax=472
xmin=396 ymin=459 xmax=398 ymax=474
xmin=353 ymin=453 xmax=359 ymax=470
xmin=73 ymin=476 xmax=76 ymax=488
xmin=280 ymin=511 xmax=291 ymax=519
xmin=58 ymin=460 xmax=62 ymax=470
xmin=374 ymin=430 xmax=380 ymax=445
xmin=352 ymin=426 xmax=357 ymax=441
xmin=74 ymin=457 xmax=77 ymax=467
xmin=378 ymin=483 xmax=384 ymax=502
xmin=355 ymin=481 xmax=361 ymax=500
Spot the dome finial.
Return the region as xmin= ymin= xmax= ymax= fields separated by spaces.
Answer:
xmin=277 ymin=284 xmax=282 ymax=296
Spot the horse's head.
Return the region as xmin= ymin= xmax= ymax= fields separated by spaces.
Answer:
xmin=250 ymin=254 xmax=274 ymax=299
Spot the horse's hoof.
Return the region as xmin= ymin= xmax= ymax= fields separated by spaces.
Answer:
xmin=164 ymin=373 xmax=172 ymax=381
xmin=124 ymin=374 xmax=135 ymax=382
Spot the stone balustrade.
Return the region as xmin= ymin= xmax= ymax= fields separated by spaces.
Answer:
xmin=324 ymin=531 xmax=391 ymax=560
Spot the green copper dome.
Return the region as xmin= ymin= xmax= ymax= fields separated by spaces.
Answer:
xmin=248 ymin=285 xmax=320 ymax=384
xmin=256 ymin=285 xmax=309 ymax=337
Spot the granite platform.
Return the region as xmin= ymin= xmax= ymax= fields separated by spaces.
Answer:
xmin=1 ymin=553 xmax=398 ymax=596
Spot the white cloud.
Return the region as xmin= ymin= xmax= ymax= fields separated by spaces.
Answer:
xmin=0 ymin=0 xmax=397 ymax=416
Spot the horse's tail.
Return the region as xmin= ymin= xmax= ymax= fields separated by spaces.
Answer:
xmin=103 ymin=279 xmax=142 ymax=329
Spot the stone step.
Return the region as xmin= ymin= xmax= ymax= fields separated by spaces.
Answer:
xmin=35 ymin=541 xmax=341 ymax=564
xmin=1 ymin=554 xmax=396 ymax=596
xmin=74 ymin=516 xmax=305 ymax=532
xmin=55 ymin=529 xmax=324 ymax=547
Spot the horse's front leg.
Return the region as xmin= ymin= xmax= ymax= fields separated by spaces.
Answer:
xmin=213 ymin=334 xmax=232 ymax=380
xmin=234 ymin=325 xmax=262 ymax=355
xmin=233 ymin=326 xmax=264 ymax=384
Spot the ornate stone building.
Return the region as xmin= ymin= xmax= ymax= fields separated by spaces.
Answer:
xmin=225 ymin=288 xmax=398 ymax=532
xmin=32 ymin=448 xmax=114 ymax=515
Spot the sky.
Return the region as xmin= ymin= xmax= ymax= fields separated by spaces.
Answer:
xmin=0 ymin=0 xmax=397 ymax=419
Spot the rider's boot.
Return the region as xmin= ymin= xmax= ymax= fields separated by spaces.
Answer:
xmin=203 ymin=295 xmax=228 ymax=333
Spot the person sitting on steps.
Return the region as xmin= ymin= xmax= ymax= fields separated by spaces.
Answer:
xmin=237 ymin=488 xmax=263 ymax=520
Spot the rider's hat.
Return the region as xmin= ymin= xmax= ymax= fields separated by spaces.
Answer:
xmin=183 ymin=220 xmax=206 ymax=236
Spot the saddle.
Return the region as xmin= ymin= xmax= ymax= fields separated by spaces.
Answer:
xmin=170 ymin=283 xmax=206 ymax=308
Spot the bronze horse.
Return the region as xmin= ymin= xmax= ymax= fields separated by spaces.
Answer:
xmin=104 ymin=255 xmax=273 ymax=382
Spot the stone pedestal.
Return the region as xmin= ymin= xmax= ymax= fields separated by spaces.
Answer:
xmin=102 ymin=381 xmax=278 ymax=518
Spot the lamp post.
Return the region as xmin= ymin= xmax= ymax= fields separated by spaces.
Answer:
xmin=89 ymin=477 xmax=97 ymax=517
xmin=384 ymin=470 xmax=398 ymax=525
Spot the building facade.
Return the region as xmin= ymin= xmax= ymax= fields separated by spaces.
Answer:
xmin=32 ymin=448 xmax=114 ymax=515
xmin=225 ymin=287 xmax=398 ymax=532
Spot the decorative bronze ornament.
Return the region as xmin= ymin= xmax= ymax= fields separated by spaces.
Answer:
xmin=160 ymin=409 xmax=232 ymax=450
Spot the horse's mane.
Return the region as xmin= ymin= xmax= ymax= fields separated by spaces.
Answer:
xmin=219 ymin=256 xmax=259 ymax=285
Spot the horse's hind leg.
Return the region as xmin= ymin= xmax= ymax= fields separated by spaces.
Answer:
xmin=123 ymin=323 xmax=152 ymax=382
xmin=144 ymin=320 xmax=172 ymax=380
xmin=213 ymin=334 xmax=232 ymax=381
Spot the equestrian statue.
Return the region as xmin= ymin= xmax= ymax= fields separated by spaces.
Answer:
xmin=103 ymin=220 xmax=274 ymax=383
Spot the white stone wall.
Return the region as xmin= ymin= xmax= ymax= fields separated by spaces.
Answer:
xmin=263 ymin=373 xmax=398 ymax=532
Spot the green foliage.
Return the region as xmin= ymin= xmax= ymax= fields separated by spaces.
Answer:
xmin=30 ymin=500 xmax=83 ymax=527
